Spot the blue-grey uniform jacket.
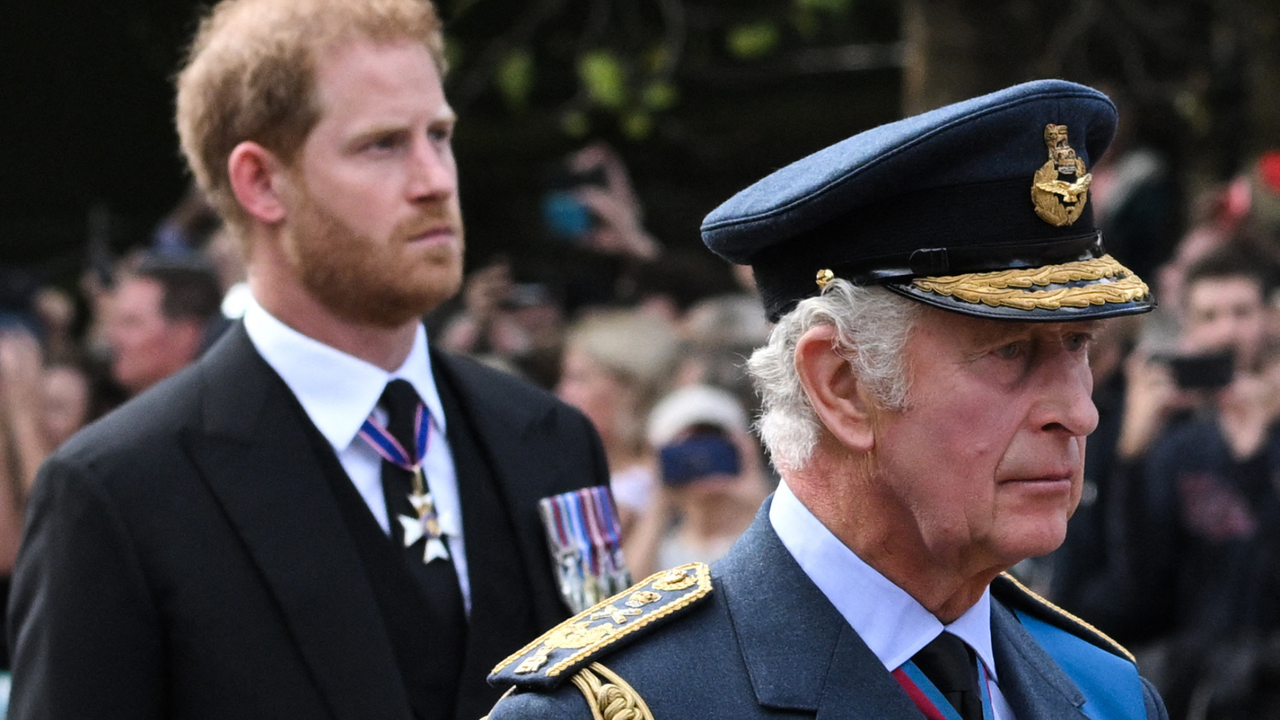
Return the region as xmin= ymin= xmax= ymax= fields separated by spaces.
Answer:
xmin=487 ymin=500 xmax=1167 ymax=720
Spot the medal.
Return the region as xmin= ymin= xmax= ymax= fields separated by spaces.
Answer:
xmin=359 ymin=402 xmax=450 ymax=563
xmin=399 ymin=466 xmax=450 ymax=563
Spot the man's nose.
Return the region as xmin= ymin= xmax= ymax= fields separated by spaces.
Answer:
xmin=1034 ymin=353 xmax=1099 ymax=438
xmin=405 ymin=139 xmax=455 ymax=201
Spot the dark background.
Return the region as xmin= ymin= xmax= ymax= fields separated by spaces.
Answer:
xmin=3 ymin=0 xmax=1278 ymax=293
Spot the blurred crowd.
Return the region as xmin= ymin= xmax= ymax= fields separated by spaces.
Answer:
xmin=5 ymin=133 xmax=1280 ymax=718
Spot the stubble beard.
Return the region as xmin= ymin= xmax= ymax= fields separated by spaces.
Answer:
xmin=286 ymin=186 xmax=465 ymax=329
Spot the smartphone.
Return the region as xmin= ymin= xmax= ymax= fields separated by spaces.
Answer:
xmin=540 ymin=163 xmax=608 ymax=243
xmin=1166 ymin=350 xmax=1235 ymax=390
xmin=659 ymin=433 xmax=741 ymax=487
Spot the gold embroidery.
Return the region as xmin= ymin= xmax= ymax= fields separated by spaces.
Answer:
xmin=816 ymin=268 xmax=835 ymax=290
xmin=570 ymin=663 xmax=655 ymax=720
xmin=1032 ymin=124 xmax=1092 ymax=226
xmin=911 ymin=255 xmax=1149 ymax=310
xmin=515 ymin=621 xmax=618 ymax=674
xmin=625 ymin=591 xmax=661 ymax=608
xmin=493 ymin=563 xmax=713 ymax=680
xmin=590 ymin=605 xmax=642 ymax=624
xmin=652 ymin=567 xmax=697 ymax=591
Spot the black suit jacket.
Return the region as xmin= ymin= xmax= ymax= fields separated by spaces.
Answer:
xmin=7 ymin=323 xmax=609 ymax=720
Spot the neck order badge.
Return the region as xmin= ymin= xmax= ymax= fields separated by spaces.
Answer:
xmin=359 ymin=389 xmax=450 ymax=563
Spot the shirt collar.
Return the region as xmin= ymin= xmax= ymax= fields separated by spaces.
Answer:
xmin=242 ymin=296 xmax=447 ymax=452
xmin=769 ymin=480 xmax=998 ymax=680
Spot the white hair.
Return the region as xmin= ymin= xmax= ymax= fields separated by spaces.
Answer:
xmin=746 ymin=280 xmax=920 ymax=474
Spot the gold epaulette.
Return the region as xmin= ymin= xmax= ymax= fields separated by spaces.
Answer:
xmin=994 ymin=571 xmax=1135 ymax=663
xmin=489 ymin=563 xmax=713 ymax=690
xmin=569 ymin=662 xmax=655 ymax=720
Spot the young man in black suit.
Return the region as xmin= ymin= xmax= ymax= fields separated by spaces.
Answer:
xmin=7 ymin=1 xmax=611 ymax=718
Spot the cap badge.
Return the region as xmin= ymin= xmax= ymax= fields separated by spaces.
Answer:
xmin=1032 ymin=124 xmax=1092 ymax=227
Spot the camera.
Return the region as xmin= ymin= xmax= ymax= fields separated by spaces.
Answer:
xmin=1160 ymin=350 xmax=1235 ymax=390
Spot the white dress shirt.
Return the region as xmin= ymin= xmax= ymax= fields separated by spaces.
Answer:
xmin=243 ymin=297 xmax=471 ymax=612
xmin=770 ymin=480 xmax=1015 ymax=719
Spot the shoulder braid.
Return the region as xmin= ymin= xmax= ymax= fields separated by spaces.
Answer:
xmin=994 ymin=572 xmax=1135 ymax=663
xmin=570 ymin=662 xmax=655 ymax=720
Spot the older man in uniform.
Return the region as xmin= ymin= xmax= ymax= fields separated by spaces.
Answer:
xmin=485 ymin=80 xmax=1168 ymax=719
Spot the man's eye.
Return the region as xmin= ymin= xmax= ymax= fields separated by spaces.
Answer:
xmin=1064 ymin=333 xmax=1092 ymax=352
xmin=994 ymin=342 xmax=1023 ymax=359
xmin=366 ymin=135 xmax=402 ymax=151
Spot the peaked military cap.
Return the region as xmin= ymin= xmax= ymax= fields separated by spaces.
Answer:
xmin=702 ymin=79 xmax=1156 ymax=322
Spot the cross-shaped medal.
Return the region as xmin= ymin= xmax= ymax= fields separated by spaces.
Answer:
xmin=398 ymin=466 xmax=449 ymax=563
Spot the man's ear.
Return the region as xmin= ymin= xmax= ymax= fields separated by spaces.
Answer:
xmin=794 ymin=325 xmax=876 ymax=453
xmin=227 ymin=141 xmax=288 ymax=225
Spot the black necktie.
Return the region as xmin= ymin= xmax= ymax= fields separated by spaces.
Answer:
xmin=379 ymin=379 xmax=468 ymax=651
xmin=911 ymin=631 xmax=984 ymax=720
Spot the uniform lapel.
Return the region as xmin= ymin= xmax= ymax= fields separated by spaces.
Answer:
xmin=183 ymin=325 xmax=410 ymax=720
xmin=719 ymin=504 xmax=926 ymax=719
xmin=990 ymin=599 xmax=1090 ymax=720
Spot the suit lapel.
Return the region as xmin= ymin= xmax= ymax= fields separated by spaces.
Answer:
xmin=719 ymin=504 xmax=925 ymax=719
xmin=431 ymin=352 xmax=580 ymax=627
xmin=184 ymin=326 xmax=410 ymax=720
xmin=432 ymin=357 xmax=543 ymax=719
xmin=991 ymin=598 xmax=1090 ymax=720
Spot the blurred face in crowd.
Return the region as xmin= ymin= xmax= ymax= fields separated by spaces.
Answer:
xmin=1181 ymin=276 xmax=1270 ymax=371
xmin=106 ymin=276 xmax=205 ymax=394
xmin=857 ymin=310 xmax=1098 ymax=579
xmin=277 ymin=37 xmax=464 ymax=328
xmin=557 ymin=346 xmax=636 ymax=452
xmin=41 ymin=365 xmax=90 ymax=452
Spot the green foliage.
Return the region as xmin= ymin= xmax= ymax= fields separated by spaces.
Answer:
xmin=641 ymin=81 xmax=677 ymax=111
xmin=727 ymin=21 xmax=780 ymax=60
xmin=496 ymin=50 xmax=534 ymax=111
xmin=643 ymin=45 xmax=673 ymax=75
xmin=561 ymin=109 xmax=591 ymax=138
xmin=791 ymin=0 xmax=854 ymax=40
xmin=444 ymin=0 xmax=872 ymax=141
xmin=443 ymin=39 xmax=464 ymax=75
xmin=578 ymin=50 xmax=628 ymax=110
xmin=621 ymin=111 xmax=653 ymax=140
xmin=794 ymin=0 xmax=852 ymax=12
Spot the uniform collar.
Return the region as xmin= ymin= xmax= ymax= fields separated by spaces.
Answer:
xmin=769 ymin=480 xmax=999 ymax=681
xmin=242 ymin=296 xmax=447 ymax=453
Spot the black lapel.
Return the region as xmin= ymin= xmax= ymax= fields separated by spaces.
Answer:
xmin=183 ymin=325 xmax=410 ymax=720
xmin=431 ymin=351 xmax=604 ymax=627
xmin=431 ymin=359 xmax=541 ymax=719
xmin=718 ymin=501 xmax=926 ymax=719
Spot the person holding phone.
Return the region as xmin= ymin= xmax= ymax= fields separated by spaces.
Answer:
xmin=1114 ymin=245 xmax=1280 ymax=717
xmin=622 ymin=384 xmax=768 ymax=578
